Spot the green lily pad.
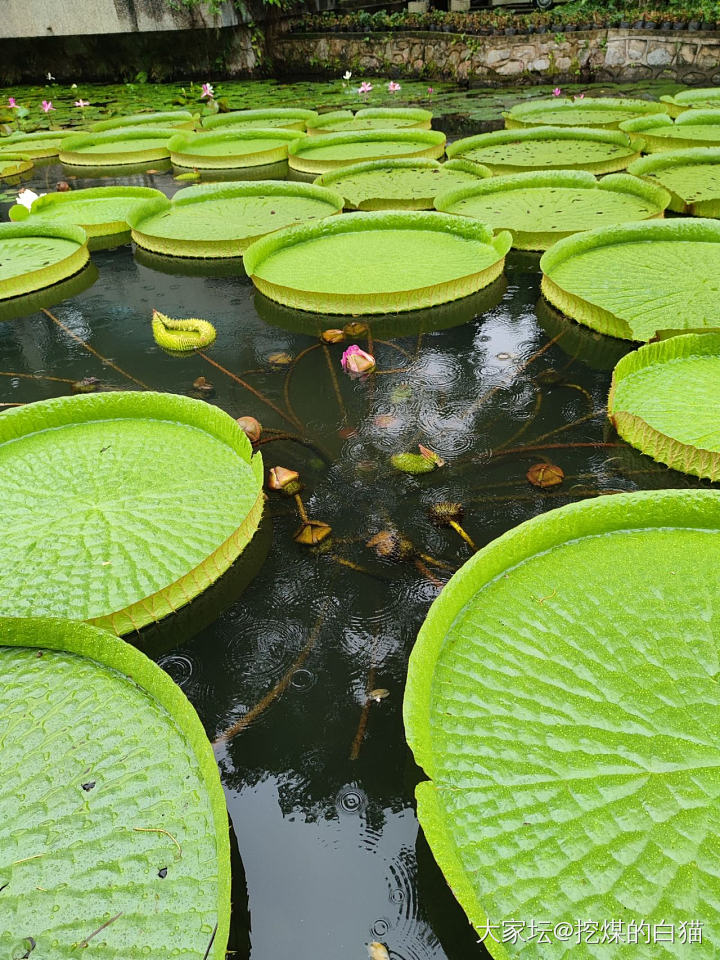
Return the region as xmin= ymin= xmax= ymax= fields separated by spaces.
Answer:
xmin=128 ymin=180 xmax=343 ymax=257
xmin=503 ymin=97 xmax=668 ymax=130
xmin=447 ymin=126 xmax=644 ymax=175
xmin=91 ymin=110 xmax=196 ymax=131
xmin=627 ymin=148 xmax=720 ymax=216
xmin=244 ymin=211 xmax=511 ymax=315
xmin=0 ymin=221 xmax=89 ymax=301
xmin=307 ymin=107 xmax=433 ymax=134
xmin=620 ymin=110 xmax=720 ymax=151
xmin=0 ymin=130 xmax=77 ymax=159
xmin=661 ymin=87 xmax=720 ymax=117
xmin=609 ymin=332 xmax=720 ymax=481
xmin=288 ymin=129 xmax=447 ymax=175
xmin=0 ymin=392 xmax=264 ymax=634
xmin=540 ymin=218 xmax=720 ymax=341
xmin=202 ymin=108 xmax=318 ymax=131
xmin=8 ymin=186 xmax=166 ymax=246
xmin=169 ymin=128 xmax=305 ymax=169
xmin=314 ymin=158 xmax=489 ymax=211
xmin=404 ymin=489 xmax=720 ymax=959
xmin=0 ymin=615 xmax=229 ymax=959
xmin=435 ymin=170 xmax=669 ymax=250
xmin=58 ymin=128 xmax=178 ymax=166
xmin=0 ymin=153 xmax=33 ymax=180
xmin=255 ymin=276 xmax=507 ymax=337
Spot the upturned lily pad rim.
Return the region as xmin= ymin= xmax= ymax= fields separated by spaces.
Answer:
xmin=620 ymin=111 xmax=720 ymax=150
xmin=127 ymin=179 xmax=344 ymax=257
xmin=1 ymin=129 xmax=77 ymax=144
xmin=169 ymin=128 xmax=306 ymax=169
xmin=202 ymin=108 xmax=318 ymax=131
xmin=403 ymin=488 xmax=720 ymax=960
xmin=446 ymin=126 xmax=645 ymax=173
xmin=627 ymin=147 xmax=720 ymax=212
xmin=58 ymin=127 xmax=179 ymax=165
xmin=0 ymin=219 xmax=89 ymax=300
xmin=244 ymin=210 xmax=511 ymax=314
xmin=0 ymin=129 xmax=77 ymax=159
xmin=0 ymin=614 xmax=230 ymax=960
xmin=8 ymin=185 xmax=166 ymax=238
xmin=307 ymin=106 xmax=433 ymax=133
xmin=435 ymin=170 xmax=670 ymax=247
xmin=540 ymin=217 xmax=720 ymax=341
xmin=313 ymin=157 xmax=490 ymax=208
xmin=660 ymin=89 xmax=720 ymax=116
xmin=288 ymin=128 xmax=447 ymax=174
xmin=503 ymin=96 xmax=669 ymax=129
xmin=0 ymin=153 xmax=33 ymax=178
xmin=90 ymin=110 xmax=197 ymax=131
xmin=0 ymin=391 xmax=264 ymax=635
xmin=609 ymin=331 xmax=720 ymax=481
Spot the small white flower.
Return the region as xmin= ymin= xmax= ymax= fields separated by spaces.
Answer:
xmin=343 ymin=70 xmax=352 ymax=80
xmin=17 ymin=188 xmax=45 ymax=210
xmin=71 ymin=83 xmax=78 ymax=89
xmin=46 ymin=72 xmax=55 ymax=81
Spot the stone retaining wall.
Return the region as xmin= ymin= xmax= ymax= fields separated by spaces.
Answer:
xmin=273 ymin=29 xmax=720 ymax=84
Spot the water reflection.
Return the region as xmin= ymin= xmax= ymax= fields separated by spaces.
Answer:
xmin=0 ymin=153 xmax=714 ymax=960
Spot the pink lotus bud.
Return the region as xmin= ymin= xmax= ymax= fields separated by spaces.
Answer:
xmin=341 ymin=344 xmax=375 ymax=375
xmin=552 ymin=88 xmax=562 ymax=97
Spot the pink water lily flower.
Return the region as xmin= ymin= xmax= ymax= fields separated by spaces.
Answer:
xmin=358 ymin=81 xmax=373 ymax=94
xmin=74 ymin=99 xmax=90 ymax=108
xmin=552 ymin=87 xmax=562 ymax=97
xmin=201 ymin=82 xmax=214 ymax=99
xmin=7 ymin=97 xmax=16 ymax=108
xmin=573 ymin=93 xmax=585 ymax=100
xmin=341 ymin=344 xmax=375 ymax=376
xmin=41 ymin=100 xmax=55 ymax=112
xmin=427 ymin=87 xmax=434 ymax=95
xmin=388 ymin=81 xmax=401 ymax=93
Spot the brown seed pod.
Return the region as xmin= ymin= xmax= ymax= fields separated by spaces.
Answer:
xmin=267 ymin=466 xmax=302 ymax=495
xmin=236 ymin=415 xmax=262 ymax=443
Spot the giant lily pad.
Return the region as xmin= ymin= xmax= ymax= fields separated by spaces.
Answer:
xmin=306 ymin=107 xmax=433 ymax=134
xmin=609 ymin=332 xmax=720 ymax=481
xmin=540 ymin=218 xmax=720 ymax=341
xmin=8 ymin=186 xmax=166 ymax=247
xmin=0 ymin=130 xmax=77 ymax=160
xmin=0 ymin=615 xmax=230 ymax=959
xmin=0 ymin=153 xmax=33 ymax=180
xmin=0 ymin=221 xmax=89 ymax=301
xmin=620 ymin=110 xmax=720 ymax=151
xmin=404 ymin=488 xmax=720 ymax=958
xmin=287 ymin=129 xmax=447 ymax=176
xmin=660 ymin=87 xmax=720 ymax=117
xmin=91 ymin=109 xmax=196 ymax=131
xmin=244 ymin=211 xmax=511 ymax=314
xmin=0 ymin=392 xmax=264 ymax=634
xmin=128 ymin=180 xmax=343 ymax=257
xmin=503 ymin=96 xmax=668 ymax=130
xmin=314 ymin=158 xmax=489 ymax=211
xmin=255 ymin=275 xmax=507 ymax=337
xmin=435 ymin=170 xmax=669 ymax=250
xmin=58 ymin=128 xmax=178 ymax=166
xmin=169 ymin=129 xmax=305 ymax=169
xmin=446 ymin=127 xmax=643 ymax=175
xmin=202 ymin=108 xmax=318 ymax=132
xmin=627 ymin=148 xmax=720 ymax=216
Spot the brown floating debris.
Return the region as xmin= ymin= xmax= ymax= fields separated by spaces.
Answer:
xmin=527 ymin=462 xmax=565 ymax=488
xmin=343 ymin=320 xmax=369 ymax=338
xmin=191 ymin=375 xmax=215 ymax=398
xmin=368 ymin=688 xmax=389 ymax=702
xmin=71 ymin=376 xmax=100 ymax=394
xmin=321 ymin=328 xmax=345 ymax=344
xmin=268 ymin=351 xmax=293 ymax=366
xmin=366 ymin=529 xmax=414 ymax=562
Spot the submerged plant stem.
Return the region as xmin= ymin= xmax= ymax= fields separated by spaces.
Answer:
xmin=321 ymin=341 xmax=347 ymax=421
xmin=350 ymin=662 xmax=377 ymax=761
xmin=283 ymin=343 xmax=320 ymax=430
xmin=213 ymin=608 xmax=327 ymax=745
xmin=449 ymin=519 xmax=477 ymax=551
xmin=253 ymin=432 xmax=331 ymax=465
xmin=196 ymin=350 xmax=299 ymax=430
xmin=41 ymin=308 xmax=150 ymax=389
xmin=0 ymin=370 xmax=75 ymax=384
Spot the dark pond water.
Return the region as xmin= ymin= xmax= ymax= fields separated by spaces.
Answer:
xmin=0 ymin=79 xmax=708 ymax=960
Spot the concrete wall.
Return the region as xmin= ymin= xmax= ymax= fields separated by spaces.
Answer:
xmin=273 ymin=28 xmax=720 ymax=85
xmin=0 ymin=0 xmax=243 ymax=38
